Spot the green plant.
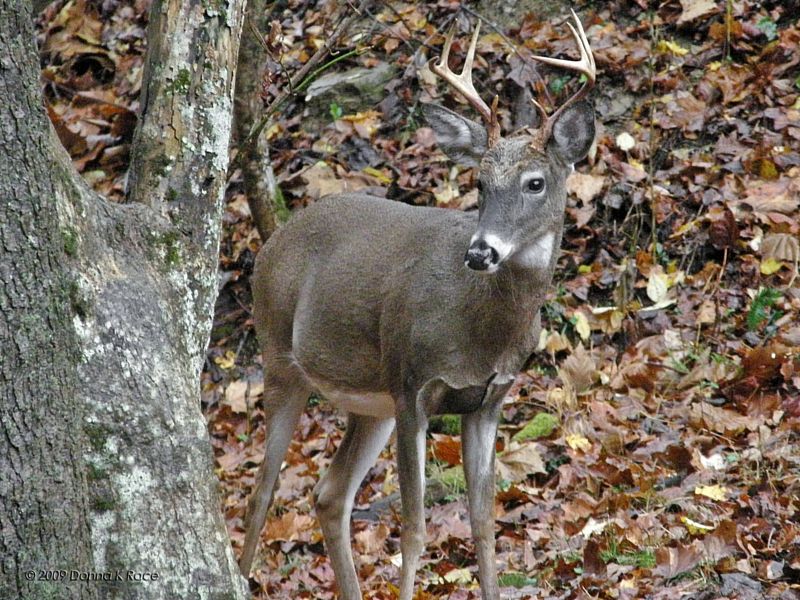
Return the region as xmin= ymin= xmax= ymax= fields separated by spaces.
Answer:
xmin=513 ymin=412 xmax=558 ymax=441
xmin=746 ymin=287 xmax=782 ymax=331
xmin=438 ymin=465 xmax=466 ymax=496
xmin=756 ymin=17 xmax=778 ymax=41
xmin=429 ymin=414 xmax=461 ymax=435
xmin=498 ymin=571 xmax=537 ymax=588
xmin=329 ymin=101 xmax=343 ymax=121
xmin=549 ymin=74 xmax=571 ymax=94
xmin=600 ymin=537 xmax=656 ymax=569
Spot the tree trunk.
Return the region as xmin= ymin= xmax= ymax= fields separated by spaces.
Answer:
xmin=0 ymin=2 xmax=248 ymax=599
xmin=234 ymin=0 xmax=279 ymax=241
xmin=0 ymin=5 xmax=94 ymax=599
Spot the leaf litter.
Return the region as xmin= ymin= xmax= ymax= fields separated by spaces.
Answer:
xmin=38 ymin=0 xmax=800 ymax=598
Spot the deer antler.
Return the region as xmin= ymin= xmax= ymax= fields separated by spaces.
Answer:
xmin=529 ymin=10 xmax=596 ymax=151
xmin=430 ymin=21 xmax=501 ymax=146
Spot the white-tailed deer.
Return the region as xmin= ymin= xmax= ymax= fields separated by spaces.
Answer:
xmin=240 ymin=11 xmax=596 ymax=599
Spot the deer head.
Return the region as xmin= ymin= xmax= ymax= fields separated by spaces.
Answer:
xmin=423 ymin=10 xmax=596 ymax=273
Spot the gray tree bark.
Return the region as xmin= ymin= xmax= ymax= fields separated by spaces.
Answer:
xmin=0 ymin=1 xmax=248 ymax=599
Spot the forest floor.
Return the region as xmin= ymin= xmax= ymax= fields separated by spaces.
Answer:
xmin=37 ymin=0 xmax=800 ymax=598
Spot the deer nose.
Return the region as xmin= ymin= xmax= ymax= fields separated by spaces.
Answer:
xmin=464 ymin=240 xmax=500 ymax=271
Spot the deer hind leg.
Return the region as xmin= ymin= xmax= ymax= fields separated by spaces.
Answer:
xmin=313 ymin=413 xmax=395 ymax=600
xmin=239 ymin=358 xmax=310 ymax=576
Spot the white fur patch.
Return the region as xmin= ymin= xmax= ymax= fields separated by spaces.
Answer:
xmin=309 ymin=377 xmax=395 ymax=419
xmin=514 ymin=232 xmax=555 ymax=269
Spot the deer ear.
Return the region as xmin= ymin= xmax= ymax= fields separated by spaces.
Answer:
xmin=422 ymin=103 xmax=488 ymax=168
xmin=548 ymin=101 xmax=595 ymax=165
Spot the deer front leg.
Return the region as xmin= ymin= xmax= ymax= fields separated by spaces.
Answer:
xmin=461 ymin=382 xmax=511 ymax=600
xmin=313 ymin=413 xmax=395 ymax=600
xmin=395 ymin=384 xmax=437 ymax=600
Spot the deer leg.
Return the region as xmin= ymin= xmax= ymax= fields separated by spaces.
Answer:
xmin=461 ymin=384 xmax=510 ymax=600
xmin=239 ymin=370 xmax=310 ymax=576
xmin=313 ymin=413 xmax=395 ymax=600
xmin=395 ymin=387 xmax=436 ymax=600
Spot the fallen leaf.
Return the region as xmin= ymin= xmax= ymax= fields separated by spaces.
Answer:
xmin=579 ymin=517 xmax=608 ymax=538
xmin=442 ymin=567 xmax=473 ymax=584
xmin=214 ymin=350 xmax=236 ymax=370
xmin=741 ymin=176 xmax=800 ymax=216
xmin=699 ymin=453 xmax=726 ymax=471
xmin=656 ymin=39 xmax=689 ymax=57
xmin=689 ymin=403 xmax=754 ymax=436
xmin=566 ymin=433 xmax=591 ymax=452
xmin=497 ymin=441 xmax=546 ymax=483
xmin=760 ymin=257 xmax=785 ymax=275
xmin=697 ymin=299 xmax=716 ymax=324
xmin=761 ymin=233 xmax=799 ymax=263
xmin=681 ymin=516 xmax=715 ymax=534
xmin=430 ymin=434 xmax=462 ymax=466
xmin=224 ymin=380 xmax=249 ymax=413
xmin=615 ymin=131 xmax=635 ymax=151
xmin=694 ymin=484 xmax=727 ymax=501
xmin=354 ymin=523 xmax=390 ymax=556
xmin=646 ymin=266 xmax=671 ymax=303
xmin=678 ymin=0 xmax=718 ymax=24
xmin=559 ymin=344 xmax=596 ymax=392
xmin=572 ymin=310 xmax=591 ymax=342
xmin=765 ymin=560 xmax=784 ymax=580
xmin=265 ymin=510 xmax=316 ymax=543
xmin=708 ymin=206 xmax=739 ymax=251
xmin=567 ymin=172 xmax=606 ymax=203
xmin=303 ymin=161 xmax=345 ymax=199
xmin=654 ymin=543 xmax=703 ymax=578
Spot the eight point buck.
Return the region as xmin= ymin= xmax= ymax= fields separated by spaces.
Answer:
xmin=240 ymin=10 xmax=597 ymax=600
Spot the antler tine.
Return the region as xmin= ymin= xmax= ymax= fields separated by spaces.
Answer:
xmin=528 ymin=9 xmax=595 ymax=149
xmin=430 ymin=21 xmax=501 ymax=145
xmin=530 ymin=97 xmax=549 ymax=128
xmin=461 ymin=22 xmax=480 ymax=84
xmin=439 ymin=24 xmax=456 ymax=69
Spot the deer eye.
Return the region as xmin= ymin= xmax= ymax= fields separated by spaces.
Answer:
xmin=526 ymin=178 xmax=545 ymax=194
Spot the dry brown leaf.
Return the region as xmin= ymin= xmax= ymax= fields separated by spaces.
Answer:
xmin=302 ymin=162 xmax=373 ymax=199
xmin=741 ymin=176 xmax=800 ymax=216
xmin=559 ymin=344 xmax=596 ymax=393
xmin=678 ymin=0 xmax=719 ymax=24
xmin=496 ymin=441 xmax=546 ymax=483
xmin=697 ymin=299 xmax=716 ymax=325
xmin=761 ymin=233 xmax=799 ymax=263
xmin=567 ymin=172 xmax=606 ymax=204
xmin=688 ymin=403 xmax=755 ymax=436
xmin=354 ymin=523 xmax=390 ymax=556
xmin=430 ymin=434 xmax=462 ymax=466
xmin=303 ymin=162 xmax=345 ymax=199
xmin=708 ymin=206 xmax=739 ymax=251
xmin=265 ymin=510 xmax=316 ymax=543
xmin=654 ymin=542 xmax=703 ymax=578
xmin=223 ymin=380 xmax=249 ymax=414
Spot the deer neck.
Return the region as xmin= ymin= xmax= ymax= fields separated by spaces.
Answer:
xmin=461 ymin=223 xmax=562 ymax=353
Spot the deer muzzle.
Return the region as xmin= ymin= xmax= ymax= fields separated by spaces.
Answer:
xmin=464 ymin=239 xmax=500 ymax=271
